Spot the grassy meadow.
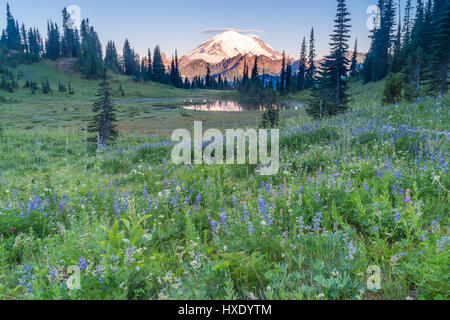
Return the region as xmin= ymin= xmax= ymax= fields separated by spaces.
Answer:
xmin=0 ymin=59 xmax=448 ymax=300
xmin=0 ymin=59 xmax=303 ymax=136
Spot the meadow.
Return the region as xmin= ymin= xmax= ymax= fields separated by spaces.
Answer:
xmin=0 ymin=60 xmax=449 ymax=300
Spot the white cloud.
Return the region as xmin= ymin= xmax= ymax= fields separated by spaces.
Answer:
xmin=204 ymin=28 xmax=264 ymax=34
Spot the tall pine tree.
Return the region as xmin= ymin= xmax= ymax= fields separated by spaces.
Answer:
xmin=306 ymin=28 xmax=317 ymax=88
xmin=307 ymin=0 xmax=352 ymax=118
xmin=88 ymin=70 xmax=118 ymax=147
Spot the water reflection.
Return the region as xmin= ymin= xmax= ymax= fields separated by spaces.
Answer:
xmin=182 ymin=100 xmax=301 ymax=112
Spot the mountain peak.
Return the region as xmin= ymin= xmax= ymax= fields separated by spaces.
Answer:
xmin=183 ymin=31 xmax=283 ymax=64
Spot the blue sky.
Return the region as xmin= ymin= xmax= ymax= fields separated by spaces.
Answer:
xmin=5 ymin=0 xmax=391 ymax=59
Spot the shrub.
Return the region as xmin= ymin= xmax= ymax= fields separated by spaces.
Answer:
xmin=382 ymin=73 xmax=406 ymax=104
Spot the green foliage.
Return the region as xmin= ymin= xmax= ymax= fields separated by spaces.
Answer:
xmin=382 ymin=73 xmax=406 ymax=104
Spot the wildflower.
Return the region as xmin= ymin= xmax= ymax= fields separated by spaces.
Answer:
xmin=20 ymin=265 xmax=35 ymax=294
xmin=346 ymin=240 xmax=358 ymax=261
xmin=393 ymin=211 xmax=401 ymax=223
xmin=377 ymin=169 xmax=383 ymax=180
xmin=436 ymin=236 xmax=448 ymax=253
xmin=195 ymin=193 xmax=202 ymax=207
xmin=311 ymin=212 xmax=323 ymax=234
xmin=219 ymin=213 xmax=230 ymax=234
xmin=210 ymin=220 xmax=218 ymax=235
xmin=316 ymin=293 xmax=325 ymax=300
xmin=78 ymin=257 xmax=87 ymax=270
xmin=248 ymin=223 xmax=255 ymax=236
xmin=296 ymin=216 xmax=308 ymax=234
xmin=94 ymin=263 xmax=105 ymax=284
xmin=125 ymin=247 xmax=136 ymax=266
xmin=248 ymin=293 xmax=259 ymax=300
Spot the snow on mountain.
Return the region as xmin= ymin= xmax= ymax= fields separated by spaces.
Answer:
xmin=183 ymin=31 xmax=283 ymax=64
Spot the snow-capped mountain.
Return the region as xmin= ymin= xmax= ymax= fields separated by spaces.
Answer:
xmin=178 ymin=30 xmax=366 ymax=80
xmin=179 ymin=31 xmax=292 ymax=79
xmin=183 ymin=31 xmax=283 ymax=64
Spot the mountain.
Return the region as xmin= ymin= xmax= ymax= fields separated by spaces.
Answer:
xmin=178 ymin=30 xmax=366 ymax=80
xmin=183 ymin=31 xmax=283 ymax=64
xmin=179 ymin=31 xmax=292 ymax=80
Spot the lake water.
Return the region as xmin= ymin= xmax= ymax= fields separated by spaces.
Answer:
xmin=114 ymin=98 xmax=303 ymax=112
xmin=182 ymin=100 xmax=303 ymax=112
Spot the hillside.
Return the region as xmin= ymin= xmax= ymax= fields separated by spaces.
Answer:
xmin=0 ymin=58 xmax=236 ymax=134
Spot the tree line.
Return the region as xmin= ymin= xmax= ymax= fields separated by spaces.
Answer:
xmin=364 ymin=0 xmax=449 ymax=101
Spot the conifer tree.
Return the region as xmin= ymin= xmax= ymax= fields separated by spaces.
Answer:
xmin=402 ymin=0 xmax=413 ymax=44
xmin=21 ymin=23 xmax=28 ymax=53
xmin=104 ymin=40 xmax=121 ymax=72
xmin=78 ymin=19 xmax=103 ymax=78
xmin=307 ymin=0 xmax=351 ymax=118
xmin=123 ymin=39 xmax=137 ymax=76
xmin=61 ymin=7 xmax=79 ymax=58
xmin=297 ymin=37 xmax=307 ymax=90
xmin=205 ymin=63 xmax=212 ymax=89
xmin=45 ymin=21 xmax=61 ymax=60
xmin=6 ymin=3 xmax=21 ymax=51
xmin=147 ymin=49 xmax=153 ymax=81
xmin=251 ymin=55 xmax=260 ymax=89
xmin=280 ymin=51 xmax=286 ymax=94
xmin=152 ymin=45 xmax=166 ymax=83
xmin=350 ymin=38 xmax=358 ymax=76
xmin=285 ymin=62 xmax=293 ymax=93
xmin=306 ymin=28 xmax=317 ymax=88
xmin=428 ymin=0 xmax=449 ymax=94
xmin=88 ymin=70 xmax=118 ymax=147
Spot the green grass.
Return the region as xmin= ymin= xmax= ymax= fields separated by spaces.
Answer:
xmin=1 ymin=59 xmax=303 ymax=135
xmin=0 ymin=61 xmax=448 ymax=300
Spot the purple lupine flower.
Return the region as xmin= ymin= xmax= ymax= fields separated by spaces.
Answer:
xmin=248 ymin=223 xmax=255 ymax=236
xmin=78 ymin=257 xmax=87 ymax=270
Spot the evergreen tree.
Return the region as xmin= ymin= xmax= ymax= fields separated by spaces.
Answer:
xmin=428 ymin=0 xmax=450 ymax=94
xmin=28 ymin=28 xmax=42 ymax=61
xmin=306 ymin=28 xmax=317 ymax=88
xmin=280 ymin=51 xmax=286 ymax=94
xmin=402 ymin=0 xmax=413 ymax=44
xmin=307 ymin=0 xmax=351 ymax=118
xmin=78 ymin=19 xmax=103 ymax=78
xmin=184 ymin=76 xmax=190 ymax=89
xmin=152 ymin=45 xmax=166 ymax=83
xmin=45 ymin=21 xmax=61 ymax=60
xmin=364 ymin=0 xmax=397 ymax=82
xmin=374 ymin=0 xmax=397 ymax=80
xmin=123 ymin=39 xmax=137 ymax=76
xmin=104 ymin=40 xmax=121 ymax=72
xmin=241 ymin=60 xmax=250 ymax=92
xmin=205 ymin=63 xmax=212 ymax=89
xmin=61 ymin=7 xmax=79 ymax=58
xmin=285 ymin=62 xmax=293 ymax=93
xmin=297 ymin=37 xmax=307 ymax=90
xmin=390 ymin=2 xmax=403 ymax=73
xmin=251 ymin=55 xmax=260 ymax=89
xmin=350 ymin=38 xmax=358 ymax=76
xmin=169 ymin=50 xmax=182 ymax=87
xmin=21 ymin=23 xmax=28 ymax=53
xmin=88 ymin=70 xmax=118 ymax=147
xmin=147 ymin=49 xmax=153 ymax=81
xmin=6 ymin=3 xmax=21 ymax=51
